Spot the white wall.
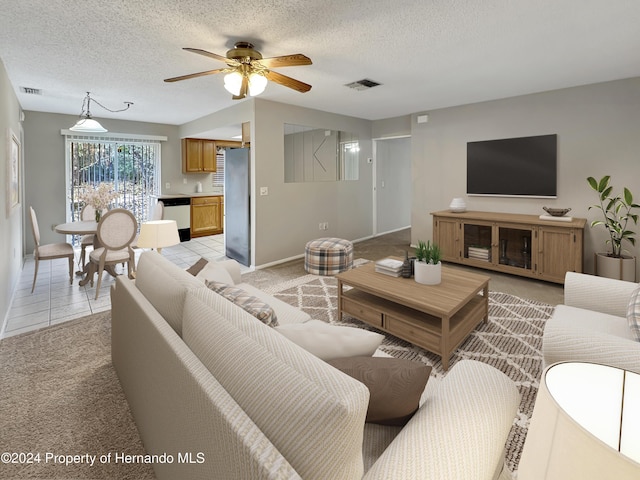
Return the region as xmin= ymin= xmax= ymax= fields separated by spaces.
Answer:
xmin=0 ymin=59 xmax=23 ymax=321
xmin=409 ymin=77 xmax=640 ymax=277
xmin=252 ymin=99 xmax=374 ymax=266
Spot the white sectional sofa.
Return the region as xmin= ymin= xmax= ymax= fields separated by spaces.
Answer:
xmin=543 ymin=272 xmax=640 ymax=374
xmin=111 ymin=251 xmax=520 ymax=480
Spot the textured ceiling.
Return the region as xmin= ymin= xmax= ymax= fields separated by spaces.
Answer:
xmin=1 ymin=0 xmax=640 ymax=127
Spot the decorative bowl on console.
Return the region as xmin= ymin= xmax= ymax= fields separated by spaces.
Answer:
xmin=543 ymin=206 xmax=571 ymax=217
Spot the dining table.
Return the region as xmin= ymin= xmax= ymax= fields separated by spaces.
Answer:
xmin=54 ymin=220 xmax=118 ymax=287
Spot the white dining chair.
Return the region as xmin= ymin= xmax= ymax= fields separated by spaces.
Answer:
xmin=29 ymin=206 xmax=75 ymax=293
xmin=79 ymin=204 xmax=98 ymax=269
xmin=89 ymin=208 xmax=137 ymax=299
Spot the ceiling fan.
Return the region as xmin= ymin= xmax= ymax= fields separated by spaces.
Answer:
xmin=164 ymin=41 xmax=312 ymax=100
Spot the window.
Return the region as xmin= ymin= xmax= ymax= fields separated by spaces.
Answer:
xmin=212 ymin=147 xmax=225 ymax=188
xmin=65 ymin=134 xmax=162 ymax=243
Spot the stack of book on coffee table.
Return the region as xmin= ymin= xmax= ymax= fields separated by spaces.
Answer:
xmin=375 ymin=258 xmax=404 ymax=277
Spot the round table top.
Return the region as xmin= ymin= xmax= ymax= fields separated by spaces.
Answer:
xmin=54 ymin=220 xmax=98 ymax=235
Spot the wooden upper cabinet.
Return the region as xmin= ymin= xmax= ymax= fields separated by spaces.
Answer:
xmin=182 ymin=138 xmax=217 ymax=173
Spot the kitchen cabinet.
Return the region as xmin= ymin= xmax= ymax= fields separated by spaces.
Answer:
xmin=182 ymin=138 xmax=217 ymax=173
xmin=191 ymin=196 xmax=223 ymax=237
xmin=432 ymin=210 xmax=586 ymax=284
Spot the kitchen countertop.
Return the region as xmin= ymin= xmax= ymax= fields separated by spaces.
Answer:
xmin=156 ymin=193 xmax=223 ymax=199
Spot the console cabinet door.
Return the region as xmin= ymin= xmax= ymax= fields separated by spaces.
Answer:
xmin=434 ymin=217 xmax=460 ymax=261
xmin=536 ymin=226 xmax=580 ymax=283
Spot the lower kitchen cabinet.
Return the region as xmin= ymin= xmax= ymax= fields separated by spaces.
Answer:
xmin=191 ymin=196 xmax=223 ymax=237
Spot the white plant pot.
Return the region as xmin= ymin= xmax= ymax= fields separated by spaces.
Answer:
xmin=595 ymin=253 xmax=636 ymax=282
xmin=414 ymin=261 xmax=442 ymax=285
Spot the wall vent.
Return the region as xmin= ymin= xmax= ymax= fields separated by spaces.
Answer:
xmin=20 ymin=87 xmax=42 ymax=95
xmin=344 ymin=79 xmax=381 ymax=91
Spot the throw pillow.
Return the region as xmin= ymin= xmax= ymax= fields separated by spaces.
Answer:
xmin=328 ymin=356 xmax=431 ymax=426
xmin=275 ymin=320 xmax=384 ymax=361
xmin=627 ymin=284 xmax=640 ymax=342
xmin=205 ymin=280 xmax=278 ymax=327
xmin=186 ymin=257 xmax=208 ymax=276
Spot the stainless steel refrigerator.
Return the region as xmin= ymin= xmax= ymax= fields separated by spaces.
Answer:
xmin=224 ymin=148 xmax=250 ymax=266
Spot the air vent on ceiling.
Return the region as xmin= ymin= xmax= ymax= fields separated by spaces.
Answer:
xmin=344 ymin=79 xmax=381 ymax=91
xmin=20 ymin=87 xmax=42 ymax=95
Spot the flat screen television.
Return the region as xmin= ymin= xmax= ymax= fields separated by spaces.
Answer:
xmin=466 ymin=134 xmax=557 ymax=198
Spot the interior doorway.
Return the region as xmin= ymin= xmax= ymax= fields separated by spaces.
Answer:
xmin=373 ymin=136 xmax=411 ymax=235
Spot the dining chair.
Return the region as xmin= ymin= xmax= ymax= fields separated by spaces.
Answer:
xmin=79 ymin=204 xmax=99 ymax=269
xmin=29 ymin=206 xmax=75 ymax=293
xmin=89 ymin=208 xmax=137 ymax=299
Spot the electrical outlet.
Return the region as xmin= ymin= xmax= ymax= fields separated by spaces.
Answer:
xmin=165 ymin=182 xmax=171 ymax=189
xmin=260 ymin=187 xmax=269 ymax=196
xmin=319 ymin=223 xmax=324 ymax=230
xmin=324 ymin=222 xmax=329 ymax=230
xmin=183 ymin=177 xmax=187 ymax=184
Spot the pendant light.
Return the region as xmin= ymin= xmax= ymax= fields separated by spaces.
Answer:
xmin=69 ymin=92 xmax=133 ymax=133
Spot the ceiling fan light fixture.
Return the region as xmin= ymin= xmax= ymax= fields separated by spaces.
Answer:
xmin=70 ymin=117 xmax=107 ymax=133
xmin=224 ymin=71 xmax=243 ymax=96
xmin=248 ymin=72 xmax=267 ymax=96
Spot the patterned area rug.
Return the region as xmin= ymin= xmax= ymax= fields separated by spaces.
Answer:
xmin=263 ymin=273 xmax=554 ymax=476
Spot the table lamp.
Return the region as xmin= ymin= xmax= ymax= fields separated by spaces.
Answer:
xmin=518 ymin=362 xmax=640 ymax=479
xmin=136 ymin=220 xmax=180 ymax=254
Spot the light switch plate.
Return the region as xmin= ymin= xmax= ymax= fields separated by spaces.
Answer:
xmin=260 ymin=187 xmax=269 ymax=196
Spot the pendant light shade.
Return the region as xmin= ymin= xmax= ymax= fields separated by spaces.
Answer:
xmin=70 ymin=117 xmax=107 ymax=133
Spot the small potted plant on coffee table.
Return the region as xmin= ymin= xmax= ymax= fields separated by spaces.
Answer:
xmin=587 ymin=175 xmax=639 ymax=281
xmin=414 ymin=240 xmax=442 ymax=285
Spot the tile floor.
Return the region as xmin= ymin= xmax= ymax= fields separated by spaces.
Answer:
xmin=1 ymin=234 xmax=236 ymax=338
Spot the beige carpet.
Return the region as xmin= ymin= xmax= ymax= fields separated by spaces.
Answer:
xmin=264 ymin=274 xmax=554 ymax=476
xmin=0 ymin=272 xmax=552 ymax=479
xmin=0 ymin=312 xmax=155 ymax=480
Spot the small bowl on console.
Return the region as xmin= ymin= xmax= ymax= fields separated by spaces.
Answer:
xmin=543 ymin=207 xmax=571 ymax=217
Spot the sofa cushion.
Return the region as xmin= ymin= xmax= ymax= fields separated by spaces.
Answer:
xmin=183 ymin=291 xmax=369 ymax=480
xmin=275 ymin=320 xmax=384 ymax=360
xmin=135 ymin=251 xmax=204 ymax=336
xmin=206 ymin=280 xmax=278 ymax=327
xmin=328 ymin=356 xmax=431 ymax=426
xmin=195 ymin=264 xmax=235 ymax=286
xmin=627 ymin=284 xmax=640 ymax=341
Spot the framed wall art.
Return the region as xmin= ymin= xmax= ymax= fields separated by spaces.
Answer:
xmin=6 ymin=128 xmax=20 ymax=216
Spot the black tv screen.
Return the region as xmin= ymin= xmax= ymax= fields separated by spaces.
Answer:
xmin=467 ymin=134 xmax=557 ymax=198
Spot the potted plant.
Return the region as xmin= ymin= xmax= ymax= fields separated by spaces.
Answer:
xmin=414 ymin=240 xmax=442 ymax=285
xmin=587 ymin=175 xmax=639 ymax=281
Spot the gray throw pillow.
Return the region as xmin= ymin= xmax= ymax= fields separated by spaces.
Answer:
xmin=206 ymin=280 xmax=278 ymax=327
xmin=328 ymin=356 xmax=431 ymax=426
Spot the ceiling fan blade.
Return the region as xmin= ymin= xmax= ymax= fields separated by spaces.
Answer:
xmin=232 ymin=76 xmax=249 ymax=100
xmin=183 ymin=47 xmax=239 ymax=66
xmin=164 ymin=68 xmax=226 ymax=83
xmin=265 ymin=70 xmax=312 ymax=93
xmin=256 ymin=54 xmax=312 ymax=68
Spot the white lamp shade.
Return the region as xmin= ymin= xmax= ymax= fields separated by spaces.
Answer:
xmin=69 ymin=117 xmax=107 ymax=133
xmin=248 ymin=72 xmax=267 ymax=96
xmin=224 ymin=71 xmax=243 ymax=96
xmin=519 ymin=362 xmax=640 ymax=479
xmin=136 ymin=220 xmax=180 ymax=250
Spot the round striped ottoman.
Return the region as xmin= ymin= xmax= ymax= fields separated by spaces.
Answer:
xmin=304 ymin=237 xmax=354 ymax=275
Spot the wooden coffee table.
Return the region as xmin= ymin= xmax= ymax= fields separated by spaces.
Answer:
xmin=336 ymin=260 xmax=490 ymax=370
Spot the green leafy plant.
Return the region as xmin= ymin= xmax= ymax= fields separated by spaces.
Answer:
xmin=587 ymin=175 xmax=639 ymax=257
xmin=415 ymin=240 xmax=441 ymax=264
